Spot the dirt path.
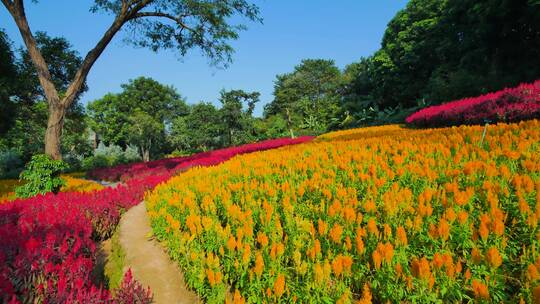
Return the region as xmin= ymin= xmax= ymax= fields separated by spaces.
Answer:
xmin=119 ymin=202 xmax=199 ymax=304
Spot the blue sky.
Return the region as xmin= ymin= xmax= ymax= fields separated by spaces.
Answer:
xmin=0 ymin=0 xmax=408 ymax=116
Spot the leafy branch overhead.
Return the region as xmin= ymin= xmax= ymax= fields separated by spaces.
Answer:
xmin=92 ymin=0 xmax=262 ymax=65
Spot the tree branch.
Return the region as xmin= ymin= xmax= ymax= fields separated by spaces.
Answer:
xmin=62 ymin=0 xmax=153 ymax=107
xmin=129 ymin=11 xmax=196 ymax=32
xmin=0 ymin=0 xmax=14 ymax=13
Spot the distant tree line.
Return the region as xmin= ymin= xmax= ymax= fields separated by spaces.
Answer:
xmin=1 ymin=0 xmax=539 ymax=172
xmin=86 ymin=77 xmax=268 ymax=161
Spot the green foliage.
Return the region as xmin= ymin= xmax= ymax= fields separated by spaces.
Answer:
xmin=104 ymin=229 xmax=126 ymax=291
xmin=127 ymin=110 xmax=164 ymax=162
xmin=17 ymin=31 xmax=87 ymax=103
xmin=82 ymin=143 xmax=141 ymax=170
xmin=343 ymin=0 xmax=540 ymax=118
xmin=88 ymin=77 xmax=188 ymax=160
xmin=264 ymin=59 xmax=342 ymax=134
xmin=0 ymin=29 xmax=17 ymax=136
xmin=219 ymin=89 xmax=260 ymax=146
xmin=253 ymin=116 xmax=290 ymax=140
xmin=0 ymin=31 xmax=91 ymax=161
xmin=170 ymin=102 xmax=222 ymax=153
xmin=0 ymin=149 xmax=23 ymax=179
xmin=15 ymin=154 xmax=69 ymax=198
xmin=91 ymin=0 xmax=261 ymax=67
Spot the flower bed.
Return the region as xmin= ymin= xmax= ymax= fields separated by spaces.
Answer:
xmin=0 ymin=174 xmax=163 ymax=303
xmin=88 ymin=137 xmax=314 ymax=182
xmin=406 ymin=80 xmax=540 ymax=127
xmin=146 ymin=120 xmax=540 ymax=303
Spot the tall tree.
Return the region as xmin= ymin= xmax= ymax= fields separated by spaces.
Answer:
xmin=1 ymin=31 xmax=91 ymax=159
xmin=349 ymin=0 xmax=540 ymax=111
xmin=127 ymin=109 xmax=163 ymax=162
xmin=1 ymin=0 xmax=261 ymax=159
xmin=170 ymin=102 xmax=222 ymax=153
xmin=219 ymin=89 xmax=259 ymax=146
xmin=87 ymin=77 xmax=188 ymax=160
xmin=264 ymin=59 xmax=342 ymax=134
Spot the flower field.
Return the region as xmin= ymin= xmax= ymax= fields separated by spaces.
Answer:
xmin=146 ymin=119 xmax=540 ymax=303
xmin=406 ymin=80 xmax=540 ymax=128
xmin=0 ymin=138 xmax=310 ymax=303
xmin=88 ymin=136 xmax=313 ymax=182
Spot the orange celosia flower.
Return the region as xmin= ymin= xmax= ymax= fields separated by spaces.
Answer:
xmin=395 ymin=263 xmax=403 ymax=277
xmin=457 ymin=210 xmax=469 ymax=224
xmin=332 ymin=255 xmax=344 ymax=277
xmin=471 ymin=248 xmax=482 ymax=264
xmin=478 ymin=222 xmax=490 ymax=241
xmin=273 ymin=274 xmax=286 ymax=298
xmin=485 ymin=247 xmax=502 ymax=268
xmin=227 ymin=236 xmax=237 ymax=251
xmin=233 ymin=289 xmax=245 ymax=304
xmin=528 ymin=264 xmax=539 ymax=281
xmin=533 ymin=285 xmax=540 ymax=304
xmin=471 ymin=279 xmax=489 ymax=299
xmin=257 ymin=232 xmax=269 ymax=248
xmin=396 ymin=226 xmax=408 ymax=246
xmin=356 ymin=234 xmax=365 ymax=254
xmin=254 ymin=252 xmax=264 ymax=277
xmin=364 ymin=199 xmax=376 ymax=213
xmin=366 ymin=219 xmax=379 ymax=237
xmin=313 ymin=263 xmax=324 ymax=284
xmin=345 ymin=236 xmax=352 ymax=251
xmin=356 ymin=283 xmax=372 ymax=304
xmin=438 ymin=219 xmax=450 ymax=241
xmin=318 ymin=219 xmax=328 ymax=236
xmin=372 ymin=250 xmax=382 ymax=270
xmin=411 ymin=257 xmax=431 ymax=281
xmin=329 ymin=223 xmax=343 ymax=243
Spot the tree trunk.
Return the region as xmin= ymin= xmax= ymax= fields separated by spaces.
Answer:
xmin=44 ymin=104 xmax=66 ymax=160
xmin=143 ymin=149 xmax=150 ymax=162
xmin=286 ymin=108 xmax=295 ymax=139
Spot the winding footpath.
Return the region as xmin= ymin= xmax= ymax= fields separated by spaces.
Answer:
xmin=118 ymin=202 xmax=199 ymax=304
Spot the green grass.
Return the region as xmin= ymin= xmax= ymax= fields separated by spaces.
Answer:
xmin=104 ymin=228 xmax=126 ymax=291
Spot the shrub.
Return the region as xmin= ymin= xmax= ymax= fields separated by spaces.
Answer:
xmin=63 ymin=152 xmax=84 ymax=172
xmin=82 ymin=154 xmax=110 ymax=171
xmin=123 ymin=145 xmax=142 ymax=163
xmin=0 ymin=149 xmax=23 ymax=179
xmin=406 ymin=80 xmax=540 ymax=127
xmin=15 ymin=154 xmax=69 ymax=198
xmin=82 ymin=144 xmax=142 ymax=171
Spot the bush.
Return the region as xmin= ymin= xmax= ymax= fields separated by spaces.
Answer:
xmin=63 ymin=152 xmax=84 ymax=172
xmin=406 ymin=80 xmax=540 ymax=127
xmin=0 ymin=149 xmax=23 ymax=179
xmin=15 ymin=154 xmax=69 ymax=198
xmin=82 ymin=144 xmax=142 ymax=171
xmin=82 ymin=154 xmax=110 ymax=171
xmin=95 ymin=143 xmax=126 ymax=165
xmin=124 ymin=145 xmax=142 ymax=163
